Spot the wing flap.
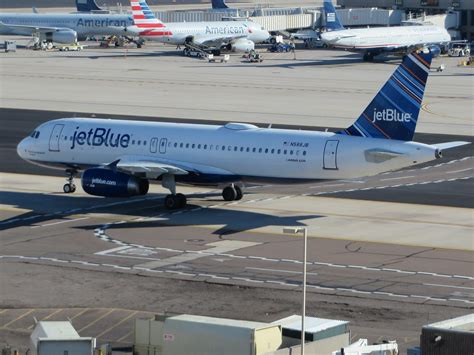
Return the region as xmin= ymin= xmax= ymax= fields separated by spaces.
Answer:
xmin=0 ymin=21 xmax=66 ymax=33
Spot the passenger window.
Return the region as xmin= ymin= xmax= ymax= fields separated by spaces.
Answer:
xmin=132 ymin=140 xmax=135 ymax=145
xmin=240 ymin=147 xmax=244 ymax=152
xmin=290 ymin=150 xmax=293 ymax=155
xmin=192 ymin=144 xmax=195 ymax=149
xmin=174 ymin=142 xmax=178 ymax=148
xmin=198 ymin=144 xmax=201 ymax=149
xmin=222 ymin=146 xmax=226 ymax=151
xmin=303 ymin=151 xmax=307 ymax=156
xmin=252 ymin=148 xmax=256 ymax=153
xmin=234 ymin=146 xmax=238 ymax=151
xmin=246 ymin=147 xmax=250 ymax=152
xmin=296 ymin=150 xmax=300 ymax=156
xmin=265 ymin=148 xmax=268 ymax=153
xmin=204 ymin=144 xmax=207 ymax=150
xmin=143 ymin=140 xmax=147 ymax=145
xmin=271 ymin=149 xmax=274 ymax=154
xmin=277 ymin=149 xmax=281 ymax=154
xmin=284 ymin=150 xmax=287 ymax=155
xmin=137 ymin=140 xmax=141 ymax=145
xmin=228 ymin=146 xmax=232 ymax=151
xmin=186 ymin=143 xmax=189 ymax=148
xmin=180 ymin=143 xmax=183 ymax=148
xmin=258 ymin=148 xmax=262 ymax=153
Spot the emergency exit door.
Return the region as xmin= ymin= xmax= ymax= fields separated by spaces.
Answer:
xmin=49 ymin=124 xmax=64 ymax=152
xmin=323 ymin=140 xmax=339 ymax=170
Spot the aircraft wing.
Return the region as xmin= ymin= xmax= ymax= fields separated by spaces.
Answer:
xmin=194 ymin=34 xmax=246 ymax=47
xmin=0 ymin=21 xmax=69 ymax=34
xmin=111 ymin=155 xmax=235 ymax=179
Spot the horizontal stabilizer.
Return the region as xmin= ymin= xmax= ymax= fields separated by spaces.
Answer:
xmin=365 ymin=149 xmax=404 ymax=163
xmin=431 ymin=141 xmax=471 ymax=150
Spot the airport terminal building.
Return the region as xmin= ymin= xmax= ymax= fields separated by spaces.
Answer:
xmin=338 ymin=0 xmax=474 ymax=39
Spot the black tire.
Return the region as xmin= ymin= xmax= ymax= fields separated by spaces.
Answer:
xmin=165 ymin=195 xmax=178 ymax=210
xmin=70 ymin=184 xmax=76 ymax=193
xmin=222 ymin=186 xmax=236 ymax=201
xmin=234 ymin=186 xmax=243 ymax=200
xmin=176 ymin=193 xmax=187 ymax=208
xmin=63 ymin=184 xmax=72 ymax=193
xmin=270 ymin=37 xmax=276 ymax=44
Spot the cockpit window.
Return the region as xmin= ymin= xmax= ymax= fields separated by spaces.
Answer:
xmin=30 ymin=131 xmax=36 ymax=138
xmin=35 ymin=131 xmax=40 ymax=139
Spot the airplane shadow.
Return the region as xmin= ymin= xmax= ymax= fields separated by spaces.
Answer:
xmin=79 ymin=207 xmax=321 ymax=236
xmin=0 ymin=189 xmax=316 ymax=235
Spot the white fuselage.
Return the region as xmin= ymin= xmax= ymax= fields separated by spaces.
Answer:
xmin=321 ymin=25 xmax=450 ymax=52
xmin=17 ymin=118 xmax=438 ymax=184
xmin=0 ymin=13 xmax=133 ymax=39
xmin=134 ymin=21 xmax=270 ymax=46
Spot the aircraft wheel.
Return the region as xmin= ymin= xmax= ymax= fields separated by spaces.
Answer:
xmin=176 ymin=193 xmax=187 ymax=208
xmin=234 ymin=186 xmax=243 ymax=201
xmin=222 ymin=186 xmax=236 ymax=201
xmin=165 ymin=194 xmax=179 ymax=210
xmin=63 ymin=183 xmax=75 ymax=193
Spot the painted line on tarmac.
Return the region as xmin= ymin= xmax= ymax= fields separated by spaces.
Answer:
xmin=0 ymin=255 xmax=472 ymax=306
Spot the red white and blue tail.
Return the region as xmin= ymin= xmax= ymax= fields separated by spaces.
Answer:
xmin=130 ymin=0 xmax=165 ymax=29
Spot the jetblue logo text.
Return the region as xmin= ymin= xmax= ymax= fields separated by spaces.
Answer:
xmin=70 ymin=127 xmax=130 ymax=149
xmin=372 ymin=109 xmax=412 ymax=123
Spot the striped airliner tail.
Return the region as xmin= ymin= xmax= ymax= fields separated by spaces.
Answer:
xmin=338 ymin=50 xmax=433 ymax=141
xmin=130 ymin=0 xmax=165 ymax=29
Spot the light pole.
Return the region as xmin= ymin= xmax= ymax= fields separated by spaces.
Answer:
xmin=283 ymin=227 xmax=307 ymax=355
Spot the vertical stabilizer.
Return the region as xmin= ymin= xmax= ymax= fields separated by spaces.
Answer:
xmin=76 ymin=0 xmax=102 ymax=12
xmin=130 ymin=0 xmax=166 ymax=28
xmin=339 ymin=51 xmax=433 ymax=141
xmin=323 ymin=0 xmax=344 ymax=31
xmin=212 ymin=0 xmax=229 ymax=9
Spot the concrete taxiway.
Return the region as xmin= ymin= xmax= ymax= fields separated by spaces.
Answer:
xmin=0 ymin=38 xmax=473 ymax=353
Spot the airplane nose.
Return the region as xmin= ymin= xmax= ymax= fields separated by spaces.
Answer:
xmin=17 ymin=138 xmax=29 ymax=159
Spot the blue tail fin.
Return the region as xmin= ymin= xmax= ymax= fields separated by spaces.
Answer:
xmin=323 ymin=0 xmax=344 ymax=31
xmin=212 ymin=0 xmax=229 ymax=9
xmin=76 ymin=0 xmax=102 ymax=12
xmin=339 ymin=51 xmax=433 ymax=141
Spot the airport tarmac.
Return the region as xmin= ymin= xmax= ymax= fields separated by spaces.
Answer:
xmin=0 ymin=40 xmax=473 ymax=352
xmin=1 ymin=38 xmax=472 ymax=136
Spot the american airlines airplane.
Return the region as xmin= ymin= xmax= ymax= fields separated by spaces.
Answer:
xmin=320 ymin=0 xmax=451 ymax=61
xmin=17 ymin=50 xmax=467 ymax=210
xmin=127 ymin=0 xmax=270 ymax=53
xmin=0 ymin=10 xmax=133 ymax=44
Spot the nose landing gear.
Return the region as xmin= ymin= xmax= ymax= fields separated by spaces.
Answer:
xmin=63 ymin=169 xmax=77 ymax=193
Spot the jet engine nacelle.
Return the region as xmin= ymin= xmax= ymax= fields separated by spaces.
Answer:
xmin=227 ymin=39 xmax=255 ymax=53
xmin=81 ymin=168 xmax=149 ymax=197
xmin=427 ymin=45 xmax=441 ymax=58
xmin=45 ymin=29 xmax=78 ymax=44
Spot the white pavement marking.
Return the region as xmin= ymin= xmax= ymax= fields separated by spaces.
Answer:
xmin=246 ymin=267 xmax=319 ymax=276
xmin=31 ymin=217 xmax=89 ymax=228
xmin=423 ymin=283 xmax=474 ymax=291
xmin=447 ymin=168 xmax=473 ymax=174
xmin=380 ymin=176 xmax=415 ymax=181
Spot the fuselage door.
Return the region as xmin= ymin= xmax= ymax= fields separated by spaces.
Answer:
xmin=323 ymin=140 xmax=339 ymax=170
xmin=150 ymin=137 xmax=158 ymax=153
xmin=159 ymin=138 xmax=167 ymax=154
xmin=49 ymin=124 xmax=64 ymax=152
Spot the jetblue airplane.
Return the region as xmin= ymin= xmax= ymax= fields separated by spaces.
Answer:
xmin=128 ymin=0 xmax=269 ymax=53
xmin=0 ymin=10 xmax=133 ymax=43
xmin=320 ymin=0 xmax=451 ymax=61
xmin=17 ymin=50 xmax=467 ymax=210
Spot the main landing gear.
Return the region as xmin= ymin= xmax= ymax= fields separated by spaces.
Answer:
xmin=63 ymin=168 xmax=77 ymax=193
xmin=222 ymin=185 xmax=243 ymax=201
xmin=161 ymin=174 xmax=244 ymax=210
